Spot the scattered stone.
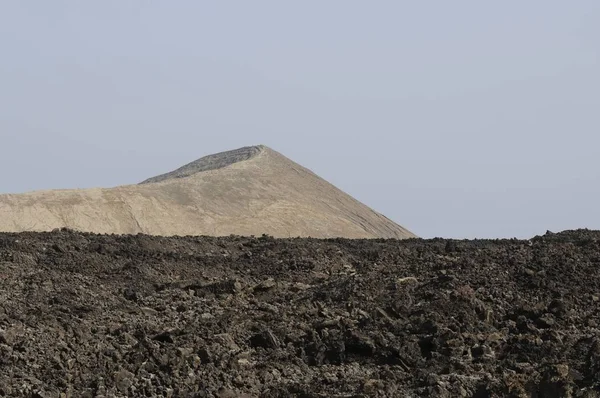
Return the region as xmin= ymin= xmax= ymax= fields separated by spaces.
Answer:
xmin=536 ymin=313 xmax=557 ymax=328
xmin=114 ymin=369 xmax=134 ymax=393
xmin=254 ymin=278 xmax=277 ymax=291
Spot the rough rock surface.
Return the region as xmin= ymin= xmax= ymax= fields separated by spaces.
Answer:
xmin=140 ymin=146 xmax=263 ymax=184
xmin=0 ymin=146 xmax=415 ymax=239
xmin=1 ymin=229 xmax=600 ymax=397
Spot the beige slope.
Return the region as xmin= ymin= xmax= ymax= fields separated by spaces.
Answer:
xmin=0 ymin=146 xmax=416 ymax=239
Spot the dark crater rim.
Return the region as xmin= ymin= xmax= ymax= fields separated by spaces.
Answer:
xmin=140 ymin=145 xmax=266 ymax=184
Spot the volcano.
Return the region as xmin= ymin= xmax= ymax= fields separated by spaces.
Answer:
xmin=0 ymin=145 xmax=415 ymax=238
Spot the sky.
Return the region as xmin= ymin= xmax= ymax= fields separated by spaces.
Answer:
xmin=1 ymin=1 xmax=598 ymax=239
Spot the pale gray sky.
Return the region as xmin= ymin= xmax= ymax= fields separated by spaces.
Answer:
xmin=1 ymin=1 xmax=598 ymax=239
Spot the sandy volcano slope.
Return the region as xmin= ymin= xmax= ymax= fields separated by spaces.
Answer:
xmin=0 ymin=146 xmax=415 ymax=238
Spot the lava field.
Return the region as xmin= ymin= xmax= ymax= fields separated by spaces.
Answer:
xmin=1 ymin=229 xmax=600 ymax=397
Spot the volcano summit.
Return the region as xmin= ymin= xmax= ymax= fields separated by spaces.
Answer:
xmin=0 ymin=145 xmax=415 ymax=238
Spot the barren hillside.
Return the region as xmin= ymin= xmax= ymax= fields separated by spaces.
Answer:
xmin=0 ymin=146 xmax=415 ymax=239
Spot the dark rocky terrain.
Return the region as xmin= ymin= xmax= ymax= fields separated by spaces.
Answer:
xmin=1 ymin=229 xmax=600 ymax=397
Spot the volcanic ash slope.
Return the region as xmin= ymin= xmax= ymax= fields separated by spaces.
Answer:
xmin=0 ymin=145 xmax=415 ymax=238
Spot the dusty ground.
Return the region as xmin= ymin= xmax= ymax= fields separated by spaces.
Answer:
xmin=0 ymin=146 xmax=415 ymax=239
xmin=1 ymin=229 xmax=599 ymax=397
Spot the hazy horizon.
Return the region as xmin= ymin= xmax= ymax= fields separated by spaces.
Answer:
xmin=1 ymin=2 xmax=598 ymax=239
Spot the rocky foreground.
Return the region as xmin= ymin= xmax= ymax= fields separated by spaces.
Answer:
xmin=1 ymin=230 xmax=599 ymax=397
